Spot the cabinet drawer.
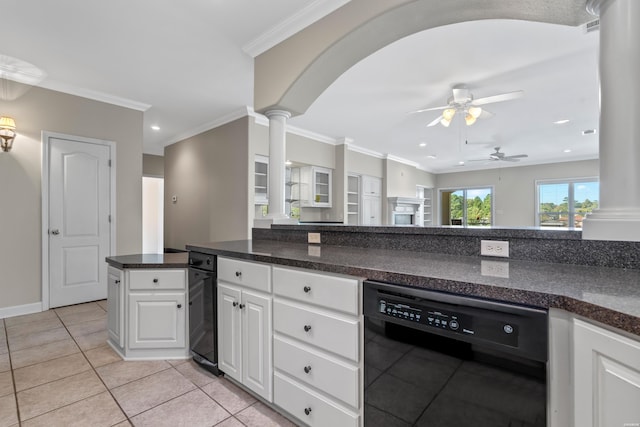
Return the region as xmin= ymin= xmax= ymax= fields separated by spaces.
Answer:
xmin=274 ymin=373 xmax=358 ymax=427
xmin=128 ymin=269 xmax=186 ymax=290
xmin=273 ymin=300 xmax=359 ymax=362
xmin=274 ymin=336 xmax=358 ymax=408
xmin=273 ymin=267 xmax=359 ymax=315
xmin=218 ymin=257 xmax=271 ymax=292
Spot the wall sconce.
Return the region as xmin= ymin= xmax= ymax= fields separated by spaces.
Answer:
xmin=0 ymin=116 xmax=16 ymax=152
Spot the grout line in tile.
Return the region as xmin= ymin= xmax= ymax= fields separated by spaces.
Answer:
xmin=3 ymin=318 xmax=22 ymax=427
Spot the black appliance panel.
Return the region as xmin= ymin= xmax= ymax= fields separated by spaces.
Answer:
xmin=188 ymin=252 xmax=220 ymax=376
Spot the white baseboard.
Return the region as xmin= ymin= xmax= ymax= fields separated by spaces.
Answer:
xmin=0 ymin=302 xmax=44 ymax=319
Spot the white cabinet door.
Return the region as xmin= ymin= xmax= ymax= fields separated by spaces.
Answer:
xmin=242 ymin=290 xmax=272 ymax=402
xmin=362 ymin=175 xmax=381 ymax=197
xmin=361 ymin=196 xmax=381 ymax=225
xmin=107 ymin=267 xmax=124 ymax=349
xmin=218 ymin=283 xmax=242 ymax=382
xmin=574 ymin=319 xmax=640 ymax=427
xmin=128 ymin=292 xmax=186 ymax=349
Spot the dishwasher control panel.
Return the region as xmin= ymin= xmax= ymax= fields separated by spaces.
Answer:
xmin=378 ymin=299 xmax=470 ymax=333
xmin=375 ymin=295 xmax=520 ymax=349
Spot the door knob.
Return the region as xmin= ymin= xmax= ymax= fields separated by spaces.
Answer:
xmin=51 ymin=229 xmax=60 ymax=235
xmin=177 ymin=304 xmax=182 ymax=308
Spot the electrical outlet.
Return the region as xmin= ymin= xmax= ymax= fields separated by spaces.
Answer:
xmin=307 ymin=232 xmax=321 ymax=244
xmin=481 ymin=240 xmax=509 ymax=258
xmin=481 ymin=260 xmax=510 ymax=278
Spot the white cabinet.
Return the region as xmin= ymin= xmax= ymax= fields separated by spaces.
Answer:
xmin=300 ymin=166 xmax=332 ymax=208
xmin=272 ymin=266 xmax=362 ymax=426
xmin=255 ymin=155 xmax=269 ymax=205
xmin=573 ymin=318 xmax=640 ymax=427
xmin=107 ymin=267 xmax=124 ymax=349
xmin=361 ymin=175 xmax=381 ymax=197
xmin=128 ymin=292 xmax=186 ymax=349
xmin=418 ymin=186 xmax=433 ymax=226
xmin=217 ymin=257 xmax=273 ymax=402
xmin=361 ymin=195 xmax=381 ymax=226
xmin=361 ymin=175 xmax=382 ymax=226
xmin=107 ymin=267 xmax=189 ymax=359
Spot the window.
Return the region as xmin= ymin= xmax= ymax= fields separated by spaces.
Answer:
xmin=536 ymin=179 xmax=599 ymax=228
xmin=440 ymin=187 xmax=493 ymax=226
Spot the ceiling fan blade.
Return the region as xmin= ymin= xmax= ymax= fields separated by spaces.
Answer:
xmin=467 ymin=158 xmax=495 ymax=162
xmin=426 ymin=115 xmax=443 ymax=127
xmin=409 ymin=105 xmax=449 ymax=113
xmin=504 ymin=154 xmax=528 ymax=159
xmin=472 ymin=90 xmax=524 ymax=106
xmin=501 ymin=157 xmax=521 ymax=162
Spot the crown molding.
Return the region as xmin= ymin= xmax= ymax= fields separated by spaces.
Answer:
xmin=38 ymin=79 xmax=151 ymax=111
xmin=385 ymin=154 xmax=421 ymax=169
xmin=242 ymin=0 xmax=352 ymax=57
xmin=346 ymin=143 xmax=385 ymax=159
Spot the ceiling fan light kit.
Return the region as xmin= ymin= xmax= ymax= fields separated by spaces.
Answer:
xmin=416 ymin=84 xmax=523 ymax=128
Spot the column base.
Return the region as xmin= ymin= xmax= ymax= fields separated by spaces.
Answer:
xmin=582 ymin=209 xmax=640 ymax=241
xmin=253 ymin=216 xmax=299 ymax=229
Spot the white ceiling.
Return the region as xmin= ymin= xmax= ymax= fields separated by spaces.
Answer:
xmin=1 ymin=2 xmax=599 ymax=173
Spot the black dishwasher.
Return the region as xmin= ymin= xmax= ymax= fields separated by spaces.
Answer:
xmin=364 ymin=280 xmax=548 ymax=427
xmin=188 ymin=252 xmax=220 ymax=375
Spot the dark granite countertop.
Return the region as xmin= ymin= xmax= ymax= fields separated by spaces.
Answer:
xmin=187 ymin=239 xmax=640 ymax=337
xmin=106 ymin=252 xmax=188 ymax=269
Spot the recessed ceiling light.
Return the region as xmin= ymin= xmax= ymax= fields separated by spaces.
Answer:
xmin=582 ymin=129 xmax=597 ymax=135
xmin=563 ymin=149 xmax=572 ymax=153
xmin=554 ymin=119 xmax=570 ymax=125
xmin=427 ymin=155 xmax=437 ymax=159
xmin=419 ymin=143 xmax=427 ymax=147
xmin=151 ymin=125 xmax=160 ymax=131
xmin=458 ymin=161 xmax=465 ymax=165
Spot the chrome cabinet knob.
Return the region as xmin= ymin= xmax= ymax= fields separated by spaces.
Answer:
xmin=304 ymin=365 xmax=312 ymax=374
xmin=303 ymin=286 xmax=311 ymax=293
xmin=303 ymin=325 xmax=312 ymax=332
xmin=304 ymin=407 xmax=312 ymax=416
xmin=51 ymin=229 xmax=60 ymax=235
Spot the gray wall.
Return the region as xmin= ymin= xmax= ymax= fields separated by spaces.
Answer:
xmin=347 ymin=150 xmax=384 ymax=178
xmin=0 ymin=86 xmax=143 ymax=310
xmin=143 ymin=154 xmax=164 ymax=177
xmin=435 ymin=159 xmax=599 ymax=227
xmin=164 ymin=117 xmax=250 ymax=250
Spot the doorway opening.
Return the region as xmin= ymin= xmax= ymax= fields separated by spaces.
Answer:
xmin=142 ymin=177 xmax=164 ymax=253
xmin=440 ymin=187 xmax=493 ymax=226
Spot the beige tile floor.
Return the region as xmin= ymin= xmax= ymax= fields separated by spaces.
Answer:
xmin=0 ymin=301 xmax=296 ymax=427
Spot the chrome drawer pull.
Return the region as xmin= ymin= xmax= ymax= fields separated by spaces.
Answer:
xmin=232 ymin=302 xmax=238 ymax=307
xmin=239 ymin=304 xmax=245 ymax=309
xmin=304 ymin=407 xmax=312 ymax=416
xmin=303 ymin=286 xmax=311 ymax=293
xmin=153 ymin=278 xmax=159 ymax=283
xmin=303 ymin=325 xmax=312 ymax=332
xmin=304 ymin=365 xmax=312 ymax=374
xmin=235 ymin=271 xmax=242 ymax=277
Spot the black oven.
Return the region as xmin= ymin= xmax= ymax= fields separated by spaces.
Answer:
xmin=188 ymin=251 xmax=220 ymax=375
xmin=364 ymin=280 xmax=548 ymax=426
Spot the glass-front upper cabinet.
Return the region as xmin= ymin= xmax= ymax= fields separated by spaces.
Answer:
xmin=255 ymin=155 xmax=269 ymax=205
xmin=300 ymin=166 xmax=332 ymax=208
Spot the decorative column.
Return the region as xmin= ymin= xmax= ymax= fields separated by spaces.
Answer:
xmin=254 ymin=110 xmax=297 ymax=228
xmin=582 ymin=0 xmax=640 ymax=241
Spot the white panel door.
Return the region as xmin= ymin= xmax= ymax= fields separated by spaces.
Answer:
xmin=49 ymin=136 xmax=111 ymax=307
xmin=218 ymin=283 xmax=242 ymax=382
xmin=573 ymin=319 xmax=640 ymax=427
xmin=242 ymin=290 xmax=272 ymax=402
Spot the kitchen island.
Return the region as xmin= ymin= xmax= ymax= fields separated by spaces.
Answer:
xmin=188 ymin=235 xmax=640 ymax=427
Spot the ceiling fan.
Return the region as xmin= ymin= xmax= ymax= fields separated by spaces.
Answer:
xmin=412 ymin=84 xmax=523 ymax=127
xmin=470 ymin=147 xmax=528 ymax=163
